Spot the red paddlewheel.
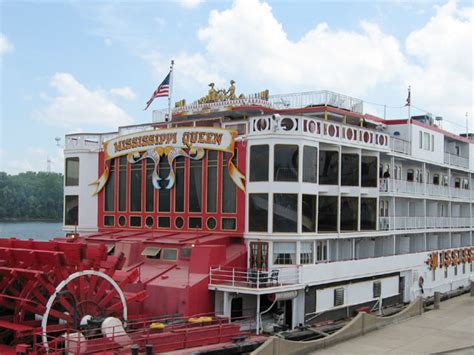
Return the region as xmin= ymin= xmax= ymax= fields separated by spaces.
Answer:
xmin=0 ymin=239 xmax=147 ymax=350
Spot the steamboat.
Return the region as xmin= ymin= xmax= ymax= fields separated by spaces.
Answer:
xmin=0 ymin=81 xmax=473 ymax=354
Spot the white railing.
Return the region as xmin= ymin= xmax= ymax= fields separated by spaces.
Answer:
xmin=379 ymin=216 xmax=472 ymax=231
xmin=380 ymin=179 xmax=471 ymax=200
xmin=209 ymin=266 xmax=300 ymax=289
xmin=391 ymin=137 xmax=411 ymax=155
xmin=65 ymin=133 xmax=114 ymax=150
xmin=444 ymin=152 xmax=469 ymax=169
xmin=268 ymin=90 xmax=364 ymax=113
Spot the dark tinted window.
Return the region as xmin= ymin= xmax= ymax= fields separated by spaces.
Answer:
xmin=361 ymin=156 xmax=377 ymax=187
xmin=130 ymin=162 xmax=142 ymax=211
xmin=340 ymin=197 xmax=358 ymax=231
xmin=189 ymin=217 xmax=202 ymax=229
xmin=145 ymin=160 xmax=154 ymax=212
xmin=158 ymin=158 xmax=170 ymax=212
xmin=65 ymin=157 xmax=79 ymax=186
xmin=158 ymin=216 xmax=170 ymax=228
xmin=274 ymin=145 xmax=298 ymax=182
xmin=189 ymin=159 xmax=203 ymax=212
xmin=104 ymin=216 xmax=114 ymax=226
xmin=319 ymin=151 xmax=339 ymax=185
xmin=65 ymin=195 xmax=78 ymax=226
xmin=250 ymin=145 xmax=269 ymax=181
xmin=222 ymin=152 xmax=237 ymax=213
xmin=249 ymin=193 xmax=268 ymax=232
xmin=104 ymin=161 xmax=115 ymax=212
xmin=273 ymin=194 xmax=298 ymax=232
xmin=207 ymin=151 xmax=218 ymax=212
xmin=175 ymin=157 xmax=185 ymax=212
xmin=341 ymin=154 xmax=359 ymax=186
xmin=361 ymin=198 xmax=377 ymax=230
xmin=302 ymin=194 xmax=316 ymax=232
xmin=130 ymin=216 xmax=141 ymax=227
xmin=303 ymin=146 xmax=318 ymax=183
xmin=118 ymin=156 xmax=127 ymax=211
xmin=222 ymin=218 xmax=236 ymax=230
xmin=318 ymin=196 xmax=337 ymax=232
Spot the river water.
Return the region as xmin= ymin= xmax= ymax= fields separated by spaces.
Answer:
xmin=0 ymin=221 xmax=64 ymax=241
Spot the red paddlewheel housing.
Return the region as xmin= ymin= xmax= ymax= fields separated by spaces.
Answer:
xmin=0 ymin=239 xmax=147 ymax=349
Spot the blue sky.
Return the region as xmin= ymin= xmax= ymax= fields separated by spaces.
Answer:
xmin=1 ymin=0 xmax=472 ymax=174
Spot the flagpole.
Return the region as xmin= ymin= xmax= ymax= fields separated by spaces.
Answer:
xmin=407 ymin=85 xmax=411 ymax=154
xmin=168 ymin=59 xmax=174 ymax=122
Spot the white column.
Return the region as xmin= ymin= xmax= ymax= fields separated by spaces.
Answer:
xmin=256 ymin=295 xmax=261 ymax=335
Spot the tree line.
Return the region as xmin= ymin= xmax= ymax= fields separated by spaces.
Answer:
xmin=0 ymin=171 xmax=63 ymax=221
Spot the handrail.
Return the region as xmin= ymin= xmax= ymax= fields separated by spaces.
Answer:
xmin=209 ymin=267 xmax=300 ymax=289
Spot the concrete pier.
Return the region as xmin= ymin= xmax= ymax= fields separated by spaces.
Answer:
xmin=312 ymin=294 xmax=474 ymax=354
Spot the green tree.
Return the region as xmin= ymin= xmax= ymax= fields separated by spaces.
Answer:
xmin=0 ymin=171 xmax=64 ymax=221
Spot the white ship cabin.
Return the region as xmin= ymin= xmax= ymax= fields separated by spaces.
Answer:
xmin=63 ymin=89 xmax=473 ymax=333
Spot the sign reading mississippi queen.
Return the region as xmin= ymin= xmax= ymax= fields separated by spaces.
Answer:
xmin=108 ymin=130 xmax=227 ymax=157
xmin=92 ymin=127 xmax=245 ymax=195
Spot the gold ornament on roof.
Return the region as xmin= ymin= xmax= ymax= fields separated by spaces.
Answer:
xmin=175 ymin=80 xmax=269 ymax=107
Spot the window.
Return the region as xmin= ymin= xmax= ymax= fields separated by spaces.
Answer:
xmin=407 ymin=169 xmax=414 ymax=182
xmin=189 ymin=217 xmax=202 ymax=229
xmin=319 ymin=150 xmax=338 ymax=185
xmin=361 ymin=198 xmax=377 ymax=230
xmin=316 ymin=240 xmax=327 ymax=262
xmin=303 ymin=146 xmax=318 ymax=183
xmin=454 ymin=178 xmax=460 ymax=188
xmin=274 ymin=145 xmax=298 ymax=181
xmin=249 ymin=194 xmax=268 ymax=232
xmin=318 ymin=196 xmax=338 ymax=232
xmin=273 ymin=242 xmax=296 ymax=265
xmin=340 ymin=197 xmax=358 ymax=231
xmin=442 ymin=175 xmax=449 ymax=186
xmin=419 ymin=131 xmax=423 ymax=149
xmin=65 ymin=195 xmax=78 ymax=226
xmin=158 ymin=158 xmax=170 ymax=212
xmin=300 ymin=242 xmax=313 ymax=264
xmin=65 ymin=157 xmax=79 ymax=186
xmin=334 ymin=288 xmax=344 ymax=306
xmin=250 ymin=145 xmax=269 ymax=181
xmin=431 ymin=135 xmax=434 ymax=151
xmin=207 ymin=151 xmax=218 ymax=212
xmin=158 ymin=217 xmax=170 ymax=228
xmin=130 ymin=216 xmax=141 ymax=227
xmin=145 ymin=160 xmax=154 ymax=212
xmin=118 ymin=156 xmax=127 ymax=211
xmin=189 ymin=159 xmax=203 ymax=212
xmin=222 ymin=152 xmax=237 ymax=213
xmin=302 ymin=194 xmax=316 ymax=232
xmin=141 ymin=247 xmax=161 ymax=259
xmin=423 ymin=132 xmax=430 ymax=150
xmin=433 ymin=174 xmax=440 ymax=185
xmin=104 ymin=216 xmax=114 ymax=226
xmin=162 ymin=249 xmax=178 ymax=260
xmin=130 ymin=162 xmax=142 ymax=212
xmin=373 ymin=281 xmax=381 ymax=298
xmin=361 ymin=156 xmax=377 ymax=187
xmin=175 ymin=157 xmax=185 ymax=212
xmin=273 ymin=194 xmax=298 ymax=232
xmin=341 ymin=154 xmax=359 ymax=186
xmin=222 ymin=218 xmax=236 ymax=230
xmin=104 ymin=160 xmax=115 ymax=212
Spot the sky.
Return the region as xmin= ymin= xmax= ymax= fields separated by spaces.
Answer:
xmin=0 ymin=0 xmax=472 ymax=174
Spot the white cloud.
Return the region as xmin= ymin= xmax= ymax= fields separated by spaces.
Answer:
xmin=0 ymin=33 xmax=14 ymax=55
xmin=34 ymin=73 xmax=134 ymax=129
xmin=110 ymin=86 xmax=136 ymax=100
xmin=179 ymin=0 xmax=204 ymax=9
xmin=197 ymin=0 xmax=408 ymax=97
xmin=404 ymin=0 xmax=473 ymax=126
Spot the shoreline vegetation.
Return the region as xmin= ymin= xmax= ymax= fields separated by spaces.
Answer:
xmin=0 ymin=171 xmax=63 ymax=221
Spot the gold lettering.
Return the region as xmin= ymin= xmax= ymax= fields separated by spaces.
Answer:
xmin=214 ymin=133 xmax=223 ymax=145
xmin=182 ymin=132 xmax=190 ymax=146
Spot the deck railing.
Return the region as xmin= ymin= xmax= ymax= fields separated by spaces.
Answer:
xmin=209 ymin=266 xmax=300 ymax=289
xmin=379 ymin=216 xmax=471 ymax=231
xmin=444 ymin=152 xmax=469 ymax=169
xmin=380 ymin=178 xmax=471 ymax=200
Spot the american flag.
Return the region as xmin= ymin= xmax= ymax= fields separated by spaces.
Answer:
xmin=144 ymin=72 xmax=171 ymax=110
